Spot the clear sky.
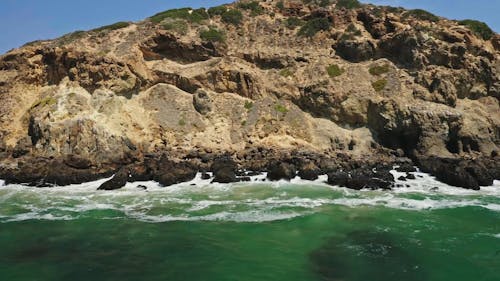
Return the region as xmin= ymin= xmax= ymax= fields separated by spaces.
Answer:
xmin=0 ymin=0 xmax=498 ymax=54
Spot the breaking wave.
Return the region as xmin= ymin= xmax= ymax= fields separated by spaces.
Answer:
xmin=0 ymin=170 xmax=499 ymax=223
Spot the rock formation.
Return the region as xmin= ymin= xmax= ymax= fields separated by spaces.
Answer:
xmin=0 ymin=0 xmax=498 ymax=190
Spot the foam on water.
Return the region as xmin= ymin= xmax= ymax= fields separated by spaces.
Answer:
xmin=0 ymin=170 xmax=499 ymax=223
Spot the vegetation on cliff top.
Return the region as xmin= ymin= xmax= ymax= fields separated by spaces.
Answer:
xmin=459 ymin=19 xmax=494 ymax=40
xmin=91 ymin=21 xmax=131 ymax=33
xmin=150 ymin=8 xmax=209 ymax=24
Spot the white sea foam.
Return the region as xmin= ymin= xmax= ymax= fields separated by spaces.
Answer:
xmin=0 ymin=171 xmax=499 ymax=222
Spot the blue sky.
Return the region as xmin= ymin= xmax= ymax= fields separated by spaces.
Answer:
xmin=0 ymin=0 xmax=498 ymax=54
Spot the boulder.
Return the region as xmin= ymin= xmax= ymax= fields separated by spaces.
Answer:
xmin=212 ymin=155 xmax=238 ymax=183
xmin=298 ymin=162 xmax=320 ymax=180
xmin=418 ymin=157 xmax=480 ymax=190
xmin=98 ymin=167 xmax=129 ymax=190
xmin=154 ymin=157 xmax=197 ymax=186
xmin=267 ymin=162 xmax=296 ymax=181
xmin=327 ymin=168 xmax=394 ymax=190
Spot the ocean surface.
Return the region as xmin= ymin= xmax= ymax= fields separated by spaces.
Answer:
xmin=0 ymin=170 xmax=499 ymax=281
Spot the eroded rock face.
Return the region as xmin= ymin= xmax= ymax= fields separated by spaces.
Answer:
xmin=0 ymin=0 xmax=498 ymax=189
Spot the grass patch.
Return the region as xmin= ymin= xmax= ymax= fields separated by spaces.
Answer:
xmin=244 ymin=101 xmax=254 ymax=110
xmin=92 ymin=22 xmax=130 ymax=33
xmin=298 ymin=17 xmax=331 ymax=37
xmin=150 ymin=8 xmax=208 ymax=24
xmin=274 ymin=104 xmax=289 ymax=114
xmin=326 ymin=64 xmax=344 ymax=77
xmin=369 ymin=64 xmax=390 ymax=76
xmin=200 ymin=28 xmax=225 ymax=42
xmin=336 ymin=0 xmax=361 ymax=9
xmin=404 ymin=9 xmax=439 ymax=22
xmin=241 ymin=120 xmax=247 ymax=126
xmin=458 ymin=20 xmax=494 ymax=40
xmin=162 ymin=20 xmax=189 ymax=35
xmin=372 ymin=79 xmax=387 ymax=92
xmin=285 ymin=17 xmax=305 ymax=29
xmin=279 ymin=68 xmax=294 ymax=77
xmin=221 ymin=9 xmax=243 ymax=25
xmin=30 ymin=97 xmax=57 ymax=110
xmin=237 ymin=1 xmax=264 ymax=16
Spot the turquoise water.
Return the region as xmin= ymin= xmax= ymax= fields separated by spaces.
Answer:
xmin=0 ymin=172 xmax=499 ymax=281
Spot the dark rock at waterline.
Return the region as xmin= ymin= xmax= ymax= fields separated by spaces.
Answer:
xmin=137 ymin=185 xmax=147 ymax=190
xmin=154 ymin=157 xmax=197 ymax=186
xmin=267 ymin=162 xmax=296 ymax=181
xmin=298 ymin=162 xmax=320 ymax=181
xmin=201 ymin=172 xmax=211 ymax=180
xmin=396 ymin=163 xmax=417 ymax=173
xmin=406 ymin=173 xmax=416 ymax=180
xmin=327 ymin=168 xmax=394 ymax=190
xmin=398 ymin=176 xmax=407 ymax=181
xmin=98 ymin=167 xmax=129 ymax=190
xmin=417 ymin=157 xmax=496 ymax=190
xmin=0 ymin=158 xmax=110 ymax=187
xmin=211 ymin=155 xmax=238 ymax=183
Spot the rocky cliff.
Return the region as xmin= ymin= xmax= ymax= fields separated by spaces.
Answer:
xmin=0 ymin=0 xmax=498 ymax=190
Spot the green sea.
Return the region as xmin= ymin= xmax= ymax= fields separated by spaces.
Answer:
xmin=0 ymin=171 xmax=499 ymax=281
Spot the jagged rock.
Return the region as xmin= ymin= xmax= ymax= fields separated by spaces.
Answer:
xmin=211 ymin=155 xmax=238 ymax=183
xmin=335 ymin=39 xmax=376 ymax=62
xmin=298 ymin=162 xmax=320 ymax=181
xmin=98 ymin=167 xmax=129 ymax=190
xmin=0 ymin=1 xmax=498 ymax=191
xmin=267 ymin=162 xmax=296 ymax=181
xmin=396 ymin=163 xmax=417 ymax=173
xmin=327 ymin=168 xmax=394 ymax=190
xmin=154 ymin=157 xmax=197 ymax=186
xmin=417 ymin=157 xmax=486 ymax=190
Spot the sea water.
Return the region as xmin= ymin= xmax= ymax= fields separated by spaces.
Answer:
xmin=0 ymin=171 xmax=499 ymax=281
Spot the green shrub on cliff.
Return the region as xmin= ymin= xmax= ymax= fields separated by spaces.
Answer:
xmin=369 ymin=64 xmax=389 ymax=76
xmin=162 ymin=20 xmax=188 ymax=35
xmin=298 ymin=18 xmax=330 ymax=37
xmin=274 ymin=104 xmax=289 ymax=113
xmin=92 ymin=22 xmax=130 ymax=33
xmin=221 ymin=9 xmax=243 ymax=25
xmin=326 ymin=64 xmax=344 ymax=77
xmin=279 ymin=68 xmax=294 ymax=77
xmin=150 ymin=8 xmax=209 ymax=24
xmin=208 ymin=5 xmax=228 ymax=16
xmin=372 ymin=79 xmax=387 ymax=92
xmin=237 ymin=1 xmax=264 ymax=16
xmin=404 ymin=9 xmax=439 ymax=22
xmin=199 ymin=28 xmax=225 ymax=42
xmin=458 ymin=20 xmax=494 ymax=40
xmin=285 ymin=17 xmax=304 ymax=29
xmin=336 ymin=0 xmax=361 ymax=9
